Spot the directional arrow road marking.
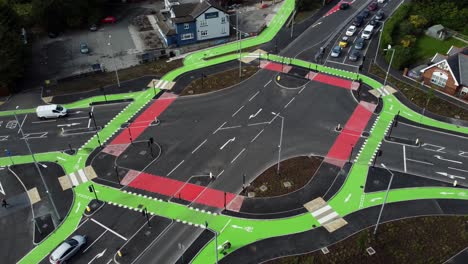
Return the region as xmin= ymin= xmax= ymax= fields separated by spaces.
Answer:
xmin=75 ymin=202 xmax=81 ymax=213
xmin=249 ymin=108 xmax=262 ymax=119
xmin=220 ymin=137 xmax=236 ymax=150
xmin=57 ymin=123 xmax=81 ymax=127
xmin=434 ymin=155 xmax=462 ymax=164
xmin=344 ymin=193 xmax=352 ymax=203
xmin=440 ymin=192 xmax=455 ymax=195
xmin=370 ymin=197 xmax=382 ymax=202
xmin=436 ymin=172 xmax=466 ymax=180
xmin=88 ymin=249 xmax=107 ymax=264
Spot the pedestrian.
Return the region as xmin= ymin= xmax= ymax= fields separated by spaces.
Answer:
xmin=2 ymin=199 xmax=9 ymax=208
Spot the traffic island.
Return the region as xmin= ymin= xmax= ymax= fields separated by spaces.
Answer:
xmin=115 ymin=140 xmax=162 ymax=171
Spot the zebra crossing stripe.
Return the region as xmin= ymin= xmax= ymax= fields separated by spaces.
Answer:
xmin=318 ymin=212 xmax=339 ymax=224
xmin=311 ymin=205 xmax=332 ymax=217
xmin=68 ymin=172 xmax=79 ymax=186
xmin=77 ymin=169 xmax=88 ymax=183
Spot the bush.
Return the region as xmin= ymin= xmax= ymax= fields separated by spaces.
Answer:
xmin=381 ymin=3 xmax=413 ymax=50
xmin=385 ymin=45 xmax=413 ymax=70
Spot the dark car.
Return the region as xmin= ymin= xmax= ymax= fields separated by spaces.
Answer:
xmin=339 ymin=2 xmax=350 ymax=10
xmin=361 ymin=10 xmax=370 ymax=18
xmin=352 ymin=15 xmax=364 ymax=26
xmin=368 ymin=2 xmax=378 ymax=11
xmin=369 ymin=18 xmax=379 ymax=26
xmin=375 ymin=10 xmax=385 ymax=20
xmin=354 ymin=38 xmax=365 ymax=50
xmin=349 ymin=50 xmax=360 ymax=61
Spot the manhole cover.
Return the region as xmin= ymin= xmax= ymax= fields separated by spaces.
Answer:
xmin=139 ymin=150 xmax=147 ymax=155
xmin=321 ymin=247 xmax=329 ymax=254
xmin=259 ymin=185 xmax=268 ymax=192
xmin=144 ymin=230 xmax=152 ymax=236
xmin=366 ymin=247 xmax=376 ymax=255
xmin=283 ymin=181 xmax=292 ymax=188
xmin=248 ymin=192 xmax=256 ymax=198
xmin=42 ymin=223 xmax=49 ymax=229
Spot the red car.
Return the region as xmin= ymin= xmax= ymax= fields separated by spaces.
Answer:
xmin=368 ymin=2 xmax=378 ymax=11
xmin=101 ymin=16 xmax=116 ymax=24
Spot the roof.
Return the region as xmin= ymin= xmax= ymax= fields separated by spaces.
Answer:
xmin=171 ymin=0 xmax=227 ymax=24
xmin=421 ymin=47 xmax=468 ymax=86
xmin=428 ymin=24 xmax=444 ymax=31
xmin=447 ymin=46 xmax=463 ymax=56
xmin=431 ymin=53 xmax=447 ymax=63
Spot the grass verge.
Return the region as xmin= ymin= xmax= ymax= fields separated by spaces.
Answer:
xmin=241 ymin=156 xmax=323 ymax=197
xmin=268 ymin=216 xmax=468 ymax=264
xmin=369 ymin=64 xmax=468 ymax=121
xmin=180 ymin=66 xmax=259 ymax=96
xmin=413 ymin=35 xmax=465 ymax=63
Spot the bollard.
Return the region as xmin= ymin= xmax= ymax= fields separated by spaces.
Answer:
xmin=86 ymin=206 xmax=91 ymax=212
xmin=117 ymin=250 xmax=122 ymax=257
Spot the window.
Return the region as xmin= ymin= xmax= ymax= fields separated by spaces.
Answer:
xmin=201 ymin=30 xmax=208 ymax=36
xmin=430 ymin=71 xmax=448 ymax=87
xmin=184 ymin=23 xmax=189 ymax=30
xmin=205 ymin=12 xmax=219 ymax=19
xmin=200 ymin=20 xmax=207 ymax=27
xmin=181 ymin=33 xmax=194 ymax=40
xmin=221 ymin=17 xmax=226 ymax=24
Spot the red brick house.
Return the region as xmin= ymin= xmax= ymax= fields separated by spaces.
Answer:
xmin=420 ymin=46 xmax=468 ymax=100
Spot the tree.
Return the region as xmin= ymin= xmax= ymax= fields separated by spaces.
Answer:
xmin=409 ymin=15 xmax=428 ymax=29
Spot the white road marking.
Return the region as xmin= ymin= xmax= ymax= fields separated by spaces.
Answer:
xmin=87 ymin=118 xmax=92 ymax=128
xmin=57 ymin=123 xmax=81 ymax=127
xmin=344 ymin=193 xmax=351 ymax=203
xmin=403 ymin=145 xmax=407 ymax=172
xmin=18 ymin=114 xmax=27 ymax=134
xmin=436 ymin=172 xmax=466 ymax=180
xmin=219 ymin=125 xmax=242 ymax=130
xmin=68 ymin=172 xmax=79 ymax=186
xmin=90 ymin=218 xmax=127 ymax=241
xmin=77 ymin=169 xmax=88 ymax=183
xmin=191 ymin=139 xmax=207 ymax=154
xmin=21 ymin=132 xmax=48 ymax=139
xmin=311 ymin=205 xmax=331 ymax=217
xmin=311 ymin=21 xmax=322 ymax=28
xmin=213 ymin=122 xmax=226 ymax=134
xmin=422 ymin=143 xmax=446 ymax=153
xmin=440 ymin=192 xmax=454 ymax=195
xmin=220 ymin=219 xmax=232 ymax=233
xmin=251 ymin=129 xmax=264 ymax=143
xmin=220 ymin=137 xmax=236 ymax=150
xmin=247 ymin=122 xmax=270 ymax=126
xmin=87 ymin=249 xmax=107 ymax=263
xmin=0 ymin=135 xmax=8 ymax=141
xmin=249 ymin=108 xmax=262 ymax=119
xmin=284 ymin=97 xmax=295 ymax=109
xmin=83 ymin=230 xmax=107 ymax=253
xmin=217 ymin=170 xmax=224 ymax=178
xmin=75 ymin=202 xmax=81 ymax=213
xmin=264 ymin=80 xmax=272 ymax=87
xmin=231 ymin=148 xmax=246 ymax=164
xmin=458 ymin=151 xmax=468 ymax=158
xmin=57 ymin=156 xmax=66 ymax=161
xmin=68 ymin=116 xmax=89 ymax=120
xmin=168 ymin=160 xmax=184 ymax=176
xmin=448 ymin=167 xmax=468 ymax=173
xmin=232 ymin=105 xmax=244 ymax=117
xmin=434 ymin=155 xmax=463 ymax=164
xmin=248 ymin=91 xmax=260 ymax=101
xmin=298 ymin=85 xmax=306 ymax=94
xmin=406 ymin=158 xmax=433 ymax=165
xmin=0 ymin=179 xmax=5 ymax=195
xmin=31 ymin=120 xmax=56 ymax=124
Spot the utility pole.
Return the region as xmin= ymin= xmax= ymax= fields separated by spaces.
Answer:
xmin=383 ymin=45 xmax=395 ymax=86
xmin=89 ymin=111 xmax=102 ymax=147
xmin=271 ymin=112 xmax=284 ymax=174
xmin=237 ymin=11 xmax=242 ymax=79
xmin=108 ymin=34 xmax=121 ymax=87
xmin=374 ymin=163 xmax=395 ymax=236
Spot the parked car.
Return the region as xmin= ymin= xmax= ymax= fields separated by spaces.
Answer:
xmin=368 ymin=2 xmax=378 ymax=11
xmin=101 ymin=16 xmax=116 ymax=24
xmin=360 ymin=10 xmax=370 ymax=18
xmin=345 ymin=25 xmax=357 ymax=36
xmin=89 ymin=24 xmax=98 ymax=31
xmin=49 ymin=235 xmax=87 ymax=264
xmin=354 ymin=37 xmax=365 ymax=50
xmin=80 ymin=42 xmax=89 ymax=54
xmin=330 ymin=46 xmax=342 ymax=58
xmin=349 ymin=50 xmax=360 ymax=61
xmin=377 ymin=0 xmax=386 ymax=3
xmin=361 ymin=25 xmax=374 ymax=39
xmin=339 ymin=36 xmax=350 ymax=48
xmin=339 ymin=2 xmax=350 ymax=10
xmin=375 ymin=10 xmax=385 ymax=20
xmin=352 ymin=15 xmax=364 ymax=26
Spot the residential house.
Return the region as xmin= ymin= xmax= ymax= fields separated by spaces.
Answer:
xmin=156 ymin=0 xmax=230 ymax=47
xmin=420 ymin=46 xmax=468 ymax=100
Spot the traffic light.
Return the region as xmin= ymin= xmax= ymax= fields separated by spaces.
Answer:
xmin=149 ymin=137 xmax=154 ymax=144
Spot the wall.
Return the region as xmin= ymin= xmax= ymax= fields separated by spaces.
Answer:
xmin=175 ymin=21 xmax=197 ymax=46
xmin=422 ymin=67 xmax=458 ymax=96
xmin=195 ymin=7 xmax=229 ymax=41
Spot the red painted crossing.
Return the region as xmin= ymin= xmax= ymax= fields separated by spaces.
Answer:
xmin=128 ymin=172 xmax=237 ymax=209
xmin=312 ymin=73 xmax=354 ymax=90
xmin=324 ymin=1 xmax=353 ymax=18
xmin=110 ymin=97 xmax=176 ymax=145
xmin=324 ymin=101 xmax=376 ymax=167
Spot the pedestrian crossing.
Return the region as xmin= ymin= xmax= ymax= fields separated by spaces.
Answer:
xmin=148 ymin=79 xmax=175 ymax=91
xmin=304 ymin=197 xmax=348 ymax=232
xmin=60 ymin=166 xmax=98 ymax=189
xmin=371 ymin=85 xmax=397 ymax=97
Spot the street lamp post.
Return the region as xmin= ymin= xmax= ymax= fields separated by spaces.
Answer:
xmin=383 ymin=45 xmax=395 ymax=86
xmin=236 ymin=11 xmax=242 ymax=79
xmin=88 ymin=111 xmax=102 ymax=147
xmin=374 ymin=163 xmax=395 ymax=236
xmin=271 ymin=112 xmax=284 ymax=174
xmin=108 ymin=35 xmax=121 ymax=87
xmin=13 ymin=108 xmax=61 ymax=223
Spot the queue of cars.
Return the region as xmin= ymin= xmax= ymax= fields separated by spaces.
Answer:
xmin=330 ymin=1 xmax=385 ymax=62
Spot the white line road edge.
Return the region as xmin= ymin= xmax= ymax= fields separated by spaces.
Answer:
xmin=90 ymin=218 xmax=127 ymax=241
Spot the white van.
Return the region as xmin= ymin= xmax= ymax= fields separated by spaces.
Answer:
xmin=361 ymin=25 xmax=374 ymax=39
xmin=36 ymin=104 xmax=68 ymax=119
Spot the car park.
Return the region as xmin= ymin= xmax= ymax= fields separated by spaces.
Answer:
xmin=368 ymin=2 xmax=378 ymax=11
xmin=80 ymin=43 xmax=89 ymax=54
xmin=353 ymin=15 xmax=364 ymax=26
xmin=361 ymin=25 xmax=374 ymax=39
xmin=330 ymin=46 xmax=342 ymax=58
xmin=375 ymin=10 xmax=385 ymax=20
xmin=345 ymin=25 xmax=357 ymax=36
xmin=348 ymin=50 xmax=360 ymax=61
xmin=360 ymin=10 xmax=370 ymax=18
xmin=354 ymin=37 xmax=365 ymax=50
xmin=49 ymin=235 xmax=86 ymax=264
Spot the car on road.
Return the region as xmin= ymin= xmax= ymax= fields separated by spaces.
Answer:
xmin=101 ymin=16 xmax=116 ymax=24
xmin=89 ymin=24 xmax=98 ymax=31
xmin=330 ymin=46 xmax=342 ymax=57
xmin=368 ymin=2 xmax=378 ymax=11
xmin=345 ymin=25 xmax=357 ymax=36
xmin=369 ymin=18 xmax=379 ymax=26
xmin=348 ymin=50 xmax=360 ymax=61
xmin=49 ymin=235 xmax=87 ymax=264
xmin=360 ymin=10 xmax=370 ymax=18
xmin=36 ymin=104 xmax=68 ymax=119
xmin=353 ymin=15 xmax=364 ymax=26
xmin=375 ymin=10 xmax=385 ymax=20
xmin=80 ymin=42 xmax=89 ymax=54
xmin=361 ymin=25 xmax=374 ymax=39
xmin=339 ymin=36 xmax=350 ymax=48
xmin=339 ymin=2 xmax=350 ymax=10
xmin=354 ymin=37 xmax=365 ymax=50
xmin=377 ymin=0 xmax=386 ymax=3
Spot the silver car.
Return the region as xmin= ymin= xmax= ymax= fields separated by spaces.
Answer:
xmin=49 ymin=235 xmax=87 ymax=263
